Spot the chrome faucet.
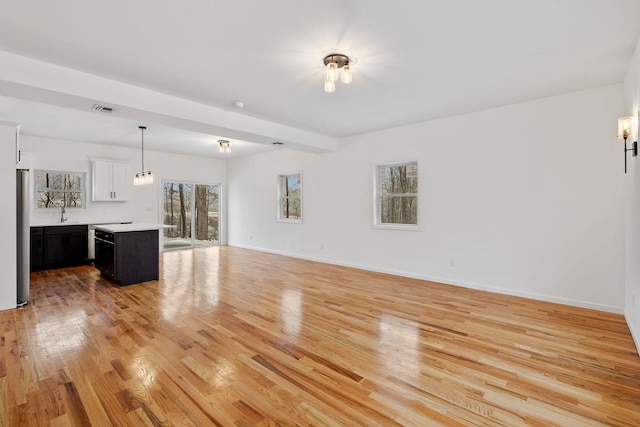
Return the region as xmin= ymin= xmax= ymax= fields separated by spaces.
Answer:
xmin=60 ymin=206 xmax=67 ymax=223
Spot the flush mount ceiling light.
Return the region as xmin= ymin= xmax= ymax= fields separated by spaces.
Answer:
xmin=323 ymin=53 xmax=353 ymax=93
xmin=218 ymin=139 xmax=231 ymax=153
xmin=134 ymin=126 xmax=153 ymax=186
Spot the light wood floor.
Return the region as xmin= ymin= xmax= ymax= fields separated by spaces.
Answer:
xmin=2 ymin=246 xmax=640 ymax=426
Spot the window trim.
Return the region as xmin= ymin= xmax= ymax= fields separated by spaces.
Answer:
xmin=277 ymin=171 xmax=303 ymax=223
xmin=373 ymin=160 xmax=421 ymax=231
xmin=34 ymin=169 xmax=87 ymax=210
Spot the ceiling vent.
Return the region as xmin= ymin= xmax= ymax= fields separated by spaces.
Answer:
xmin=91 ymin=104 xmax=114 ymax=113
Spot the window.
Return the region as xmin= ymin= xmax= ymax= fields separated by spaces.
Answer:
xmin=374 ymin=161 xmax=419 ymax=229
xmin=277 ymin=173 xmax=302 ymax=222
xmin=35 ymin=170 xmax=85 ymax=209
xmin=162 ymin=181 xmax=220 ymax=250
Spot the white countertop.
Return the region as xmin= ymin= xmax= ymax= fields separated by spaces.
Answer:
xmin=94 ymin=223 xmax=174 ymax=233
xmin=31 ymin=220 xmax=130 ymax=227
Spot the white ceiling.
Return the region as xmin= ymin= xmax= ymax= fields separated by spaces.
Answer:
xmin=0 ymin=0 xmax=639 ymax=157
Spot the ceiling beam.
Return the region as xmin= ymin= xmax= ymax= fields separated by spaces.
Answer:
xmin=0 ymin=50 xmax=337 ymax=153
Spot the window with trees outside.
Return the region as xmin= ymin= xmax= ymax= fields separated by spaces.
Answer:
xmin=162 ymin=181 xmax=220 ymax=249
xmin=35 ymin=170 xmax=85 ymax=209
xmin=277 ymin=173 xmax=302 ymax=222
xmin=375 ymin=161 xmax=419 ymax=229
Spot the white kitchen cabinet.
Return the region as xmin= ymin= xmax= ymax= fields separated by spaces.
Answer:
xmin=13 ymin=124 xmax=33 ymax=169
xmin=92 ymin=159 xmax=129 ymax=201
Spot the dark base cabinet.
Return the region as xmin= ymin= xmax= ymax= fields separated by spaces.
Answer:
xmin=95 ymin=229 xmax=159 ymax=286
xmin=31 ymin=225 xmax=89 ymax=271
xmin=30 ymin=227 xmax=44 ymax=270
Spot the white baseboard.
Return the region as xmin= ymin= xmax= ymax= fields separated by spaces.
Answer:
xmin=625 ymin=313 xmax=640 ymax=356
xmin=228 ymin=243 xmax=624 ymax=314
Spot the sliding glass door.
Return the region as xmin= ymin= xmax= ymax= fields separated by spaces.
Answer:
xmin=162 ymin=181 xmax=220 ymax=250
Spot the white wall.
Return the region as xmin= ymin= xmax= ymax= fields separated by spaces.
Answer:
xmin=0 ymin=122 xmax=18 ymax=311
xmin=228 ymin=85 xmax=625 ymax=313
xmin=623 ymin=34 xmax=640 ymax=352
xmin=21 ymin=136 xmax=227 ymax=237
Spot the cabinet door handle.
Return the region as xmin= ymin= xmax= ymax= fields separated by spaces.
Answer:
xmin=113 ymin=191 xmax=116 ymax=199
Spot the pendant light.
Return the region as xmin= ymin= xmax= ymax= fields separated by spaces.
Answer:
xmin=134 ymin=126 xmax=153 ymax=186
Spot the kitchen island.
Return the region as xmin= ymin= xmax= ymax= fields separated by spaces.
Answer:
xmin=94 ymin=223 xmax=169 ymax=286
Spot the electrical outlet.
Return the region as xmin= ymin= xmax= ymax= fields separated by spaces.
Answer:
xmin=449 ymin=259 xmax=455 ymax=267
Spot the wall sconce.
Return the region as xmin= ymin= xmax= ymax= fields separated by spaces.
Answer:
xmin=618 ymin=116 xmax=637 ymax=174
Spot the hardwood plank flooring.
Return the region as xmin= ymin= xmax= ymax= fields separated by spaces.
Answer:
xmin=1 ymin=246 xmax=639 ymax=426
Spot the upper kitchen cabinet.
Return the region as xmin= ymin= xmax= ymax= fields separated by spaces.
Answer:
xmin=14 ymin=124 xmax=32 ymax=169
xmin=92 ymin=159 xmax=129 ymax=201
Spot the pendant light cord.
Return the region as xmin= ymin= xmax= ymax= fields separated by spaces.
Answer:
xmin=139 ymin=126 xmax=146 ymax=172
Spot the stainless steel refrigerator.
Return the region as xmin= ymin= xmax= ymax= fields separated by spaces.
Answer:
xmin=17 ymin=169 xmax=29 ymax=307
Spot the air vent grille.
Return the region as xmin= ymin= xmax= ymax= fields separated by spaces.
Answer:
xmin=91 ymin=104 xmax=114 ymax=113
